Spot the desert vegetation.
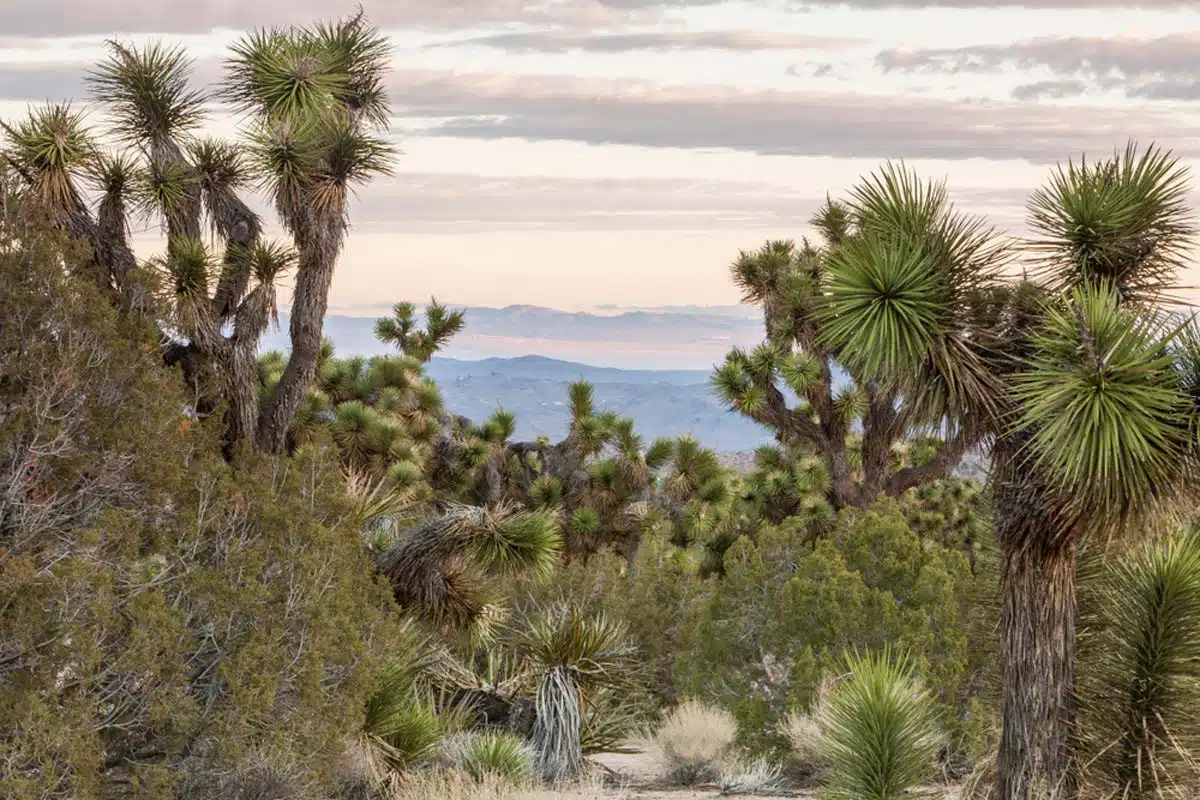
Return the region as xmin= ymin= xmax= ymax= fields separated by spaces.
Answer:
xmin=4 ymin=8 xmax=1200 ymax=800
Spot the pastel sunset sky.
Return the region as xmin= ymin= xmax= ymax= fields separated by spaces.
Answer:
xmin=4 ymin=0 xmax=1200 ymax=313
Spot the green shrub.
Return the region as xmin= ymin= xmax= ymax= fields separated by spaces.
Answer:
xmin=675 ymin=500 xmax=976 ymax=757
xmin=0 ymin=212 xmax=400 ymax=799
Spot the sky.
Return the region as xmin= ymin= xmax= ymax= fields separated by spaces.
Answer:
xmin=3 ymin=0 xmax=1200 ymax=313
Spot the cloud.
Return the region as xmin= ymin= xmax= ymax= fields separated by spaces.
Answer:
xmin=0 ymin=65 xmax=91 ymax=103
xmin=386 ymin=69 xmax=1200 ymax=162
xmin=0 ymin=0 xmax=705 ymax=37
xmin=0 ymin=58 xmax=226 ymax=107
xmin=1011 ymin=79 xmax=1091 ymax=101
xmin=352 ymin=173 xmax=834 ymax=232
xmin=431 ymin=30 xmax=858 ymax=53
xmin=796 ymin=0 xmax=1194 ymax=7
xmin=876 ymin=34 xmax=1200 ymax=100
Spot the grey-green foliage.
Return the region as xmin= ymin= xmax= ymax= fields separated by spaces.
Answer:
xmin=1077 ymin=528 xmax=1200 ymax=799
xmin=675 ymin=500 xmax=975 ymax=757
xmin=818 ymin=648 xmax=943 ymax=800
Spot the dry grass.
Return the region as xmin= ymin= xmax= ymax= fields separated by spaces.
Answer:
xmin=652 ymin=698 xmax=739 ymax=785
xmin=719 ymin=755 xmax=784 ymax=794
xmin=783 ymin=677 xmax=833 ymax=776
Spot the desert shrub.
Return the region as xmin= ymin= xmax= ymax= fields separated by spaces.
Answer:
xmin=720 ymin=756 xmax=784 ymax=794
xmin=0 ymin=210 xmax=399 ymax=798
xmin=654 ymin=699 xmax=738 ymax=785
xmin=818 ymin=648 xmax=943 ymax=800
xmin=674 ymin=499 xmax=976 ymax=757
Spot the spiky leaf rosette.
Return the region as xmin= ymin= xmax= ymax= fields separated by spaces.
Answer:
xmin=818 ymin=647 xmax=943 ymax=800
xmin=361 ymin=621 xmax=463 ymax=770
xmin=1 ymin=104 xmax=94 ymax=219
xmin=375 ymin=503 xmax=562 ymax=632
xmin=821 ymin=234 xmax=945 ymax=379
xmin=1027 ymin=141 xmax=1194 ymax=306
xmin=520 ymin=602 xmax=639 ymax=782
xmin=1013 ymin=283 xmax=1193 ymax=528
xmin=1077 ymin=529 xmax=1200 ymax=798
xmin=87 ymin=40 xmax=206 ymax=147
xmin=456 ymin=731 xmax=532 ymax=785
xmin=820 ymin=163 xmax=1007 ymax=423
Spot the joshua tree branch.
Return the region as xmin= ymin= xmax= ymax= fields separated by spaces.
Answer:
xmin=883 ymin=426 xmax=977 ymax=497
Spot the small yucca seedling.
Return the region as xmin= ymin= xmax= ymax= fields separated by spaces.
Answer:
xmin=458 ymin=732 xmax=532 ymax=785
xmin=818 ymin=647 xmax=942 ymax=800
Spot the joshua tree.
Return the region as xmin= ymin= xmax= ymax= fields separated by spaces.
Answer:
xmin=804 ymin=144 xmax=1200 ymax=799
xmin=0 ymin=8 xmax=395 ymax=454
xmin=713 ymin=168 xmax=1011 ymax=512
xmin=427 ymin=381 xmax=665 ymax=558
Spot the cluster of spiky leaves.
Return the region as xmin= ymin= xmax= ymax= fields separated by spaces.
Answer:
xmin=429 ymin=377 xmax=737 ymax=561
xmin=817 ymin=647 xmax=943 ymax=800
xmin=1076 ymin=528 xmax=1200 ymax=799
xmin=0 ymin=9 xmax=396 ymax=455
xmin=518 ymin=602 xmax=639 ymax=781
xmin=783 ymin=141 xmax=1200 ymax=796
xmin=712 ymin=164 xmax=1011 ymax=512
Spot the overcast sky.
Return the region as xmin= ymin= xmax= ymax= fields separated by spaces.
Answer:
xmin=3 ymin=0 xmax=1200 ymax=311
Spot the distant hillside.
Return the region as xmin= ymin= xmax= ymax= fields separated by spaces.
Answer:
xmin=424 ymin=355 xmax=774 ymax=451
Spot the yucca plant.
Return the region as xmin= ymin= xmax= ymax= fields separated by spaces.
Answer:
xmin=751 ymin=142 xmax=1200 ymax=799
xmin=518 ymin=602 xmax=638 ymax=783
xmin=712 ymin=167 xmax=1010 ymax=513
xmin=375 ymin=503 xmax=562 ymax=636
xmin=360 ymin=623 xmax=467 ymax=774
xmin=818 ymin=648 xmax=943 ymax=800
xmin=1077 ymin=529 xmax=1200 ymax=798
xmin=455 ymin=731 xmax=532 ymax=785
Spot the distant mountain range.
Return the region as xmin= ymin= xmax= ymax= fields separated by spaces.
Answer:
xmin=263 ymin=303 xmax=764 ymax=370
xmin=260 ymin=303 xmax=987 ymax=474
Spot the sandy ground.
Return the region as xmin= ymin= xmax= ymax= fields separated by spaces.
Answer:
xmin=578 ymin=746 xmax=817 ymax=800
xmin=572 ymin=746 xmax=961 ymax=799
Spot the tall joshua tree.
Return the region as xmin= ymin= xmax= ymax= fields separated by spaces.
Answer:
xmin=713 ymin=166 xmax=1011 ymax=511
xmin=0 ymin=8 xmax=394 ymax=454
xmin=989 ymin=144 xmax=1200 ymax=800
xmin=807 ymin=145 xmax=1200 ymax=799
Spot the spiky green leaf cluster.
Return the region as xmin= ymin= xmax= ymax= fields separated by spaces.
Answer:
xmin=1014 ymin=283 xmax=1192 ymax=524
xmin=817 ymin=647 xmax=943 ymax=800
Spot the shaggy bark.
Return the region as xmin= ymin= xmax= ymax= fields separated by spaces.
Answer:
xmin=258 ymin=207 xmax=344 ymax=453
xmin=993 ymin=437 xmax=1080 ymax=800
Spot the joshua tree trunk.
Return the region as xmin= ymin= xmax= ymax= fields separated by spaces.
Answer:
xmin=257 ymin=210 xmax=344 ymax=453
xmin=994 ymin=436 xmax=1080 ymax=800
xmin=997 ymin=540 xmax=1078 ymax=800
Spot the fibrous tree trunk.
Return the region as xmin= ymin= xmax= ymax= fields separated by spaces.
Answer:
xmin=257 ymin=206 xmax=344 ymax=453
xmin=994 ymin=437 xmax=1080 ymax=800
